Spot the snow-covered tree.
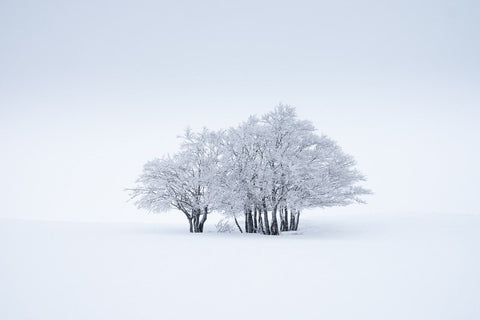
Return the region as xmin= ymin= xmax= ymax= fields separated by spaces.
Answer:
xmin=129 ymin=128 xmax=221 ymax=233
xmin=212 ymin=105 xmax=370 ymax=234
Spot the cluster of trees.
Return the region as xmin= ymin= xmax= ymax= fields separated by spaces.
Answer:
xmin=129 ymin=105 xmax=370 ymax=235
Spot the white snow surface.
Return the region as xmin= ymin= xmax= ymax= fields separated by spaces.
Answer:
xmin=1 ymin=212 xmax=479 ymax=320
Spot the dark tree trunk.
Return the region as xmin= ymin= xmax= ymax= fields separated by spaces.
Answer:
xmin=234 ymin=216 xmax=243 ymax=233
xmin=270 ymin=206 xmax=279 ymax=235
xmin=283 ymin=207 xmax=289 ymax=231
xmin=249 ymin=207 xmax=254 ymax=233
xmin=193 ymin=216 xmax=198 ymax=232
xmin=258 ymin=209 xmax=264 ymax=234
xmin=262 ymin=198 xmax=270 ymax=235
xmin=244 ymin=209 xmax=248 ymax=233
xmin=198 ymin=207 xmax=208 ymax=232
xmin=188 ymin=217 xmax=193 ymax=233
xmin=294 ymin=210 xmax=300 ymax=231
xmin=280 ymin=206 xmax=289 ymax=231
xmin=192 ymin=210 xmax=197 ymax=232
xmin=245 ymin=207 xmax=254 ymax=233
xmin=253 ymin=207 xmax=258 ymax=232
xmin=192 ymin=209 xmax=204 ymax=233
xmin=289 ymin=209 xmax=296 ymax=231
xmin=280 ymin=206 xmax=285 ymax=232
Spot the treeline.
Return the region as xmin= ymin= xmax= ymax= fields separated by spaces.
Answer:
xmin=129 ymin=105 xmax=370 ymax=235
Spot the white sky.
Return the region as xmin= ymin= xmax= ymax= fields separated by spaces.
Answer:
xmin=1 ymin=0 xmax=479 ymax=221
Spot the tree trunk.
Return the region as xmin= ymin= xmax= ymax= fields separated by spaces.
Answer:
xmin=289 ymin=209 xmax=296 ymax=231
xmin=249 ymin=207 xmax=254 ymax=233
xmin=244 ymin=208 xmax=248 ymax=233
xmin=198 ymin=207 xmax=208 ymax=232
xmin=192 ymin=209 xmax=203 ymax=233
xmin=253 ymin=207 xmax=258 ymax=233
xmin=280 ymin=206 xmax=285 ymax=231
xmin=294 ymin=210 xmax=300 ymax=231
xmin=262 ymin=198 xmax=270 ymax=235
xmin=285 ymin=207 xmax=290 ymax=231
xmin=258 ymin=209 xmax=264 ymax=234
xmin=193 ymin=215 xmax=198 ymax=232
xmin=188 ymin=217 xmax=193 ymax=233
xmin=280 ymin=206 xmax=289 ymax=231
xmin=244 ymin=207 xmax=254 ymax=233
xmin=270 ymin=205 xmax=279 ymax=235
xmin=192 ymin=210 xmax=197 ymax=232
xmin=234 ymin=215 xmax=243 ymax=233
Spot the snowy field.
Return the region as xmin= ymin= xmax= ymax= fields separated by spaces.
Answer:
xmin=1 ymin=212 xmax=479 ymax=320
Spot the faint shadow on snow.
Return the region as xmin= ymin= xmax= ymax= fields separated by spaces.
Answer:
xmin=120 ymin=216 xmax=381 ymax=241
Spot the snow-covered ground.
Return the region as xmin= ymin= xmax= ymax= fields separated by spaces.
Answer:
xmin=1 ymin=212 xmax=479 ymax=319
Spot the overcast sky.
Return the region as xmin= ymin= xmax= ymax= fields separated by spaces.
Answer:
xmin=1 ymin=0 xmax=479 ymax=221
